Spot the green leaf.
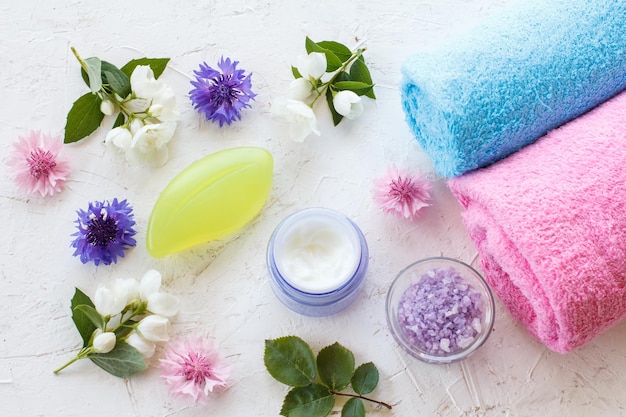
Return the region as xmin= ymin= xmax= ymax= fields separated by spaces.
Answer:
xmin=101 ymin=61 xmax=131 ymax=98
xmin=316 ymin=342 xmax=355 ymax=391
xmin=112 ymin=112 xmax=125 ymax=129
xmin=89 ymin=342 xmax=147 ymax=378
xmin=291 ymin=65 xmax=302 ymax=79
xmin=71 ymin=288 xmax=97 ymax=347
xmin=317 ymin=40 xmax=352 ymax=62
xmin=280 ymin=384 xmax=334 ymax=417
xmin=73 ymin=305 xmax=105 ymax=331
xmin=64 ymin=92 xmax=104 ymax=144
xmin=305 ymin=37 xmax=343 ymax=72
xmin=350 ymin=57 xmax=376 ymax=99
xmin=113 ymin=325 xmax=133 ymax=340
xmin=264 ymin=337 xmax=316 ymax=387
xmin=120 ymin=57 xmax=170 ymax=79
xmin=81 ymin=61 xmax=131 ymax=98
xmin=351 ymin=362 xmax=379 ymax=395
xmin=84 ymin=57 xmax=102 ymax=93
xmin=113 ymin=317 xmax=138 ymax=340
xmin=80 ymin=67 xmax=90 ymax=88
xmin=334 ymin=70 xmax=351 ymax=83
xmin=333 ymin=81 xmax=374 ymax=97
xmin=305 ymin=36 xmax=321 ymax=55
xmin=325 ymin=88 xmax=343 ymax=126
xmin=341 ymin=398 xmax=365 ymax=417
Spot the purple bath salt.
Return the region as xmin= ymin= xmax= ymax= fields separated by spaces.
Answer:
xmin=397 ymin=266 xmax=484 ymax=355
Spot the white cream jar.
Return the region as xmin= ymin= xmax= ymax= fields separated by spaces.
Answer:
xmin=267 ymin=207 xmax=369 ymax=316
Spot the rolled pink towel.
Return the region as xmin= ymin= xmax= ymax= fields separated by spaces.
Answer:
xmin=448 ymin=92 xmax=626 ymax=353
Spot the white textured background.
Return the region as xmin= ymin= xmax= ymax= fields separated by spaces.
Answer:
xmin=2 ymin=1 xmax=626 ymax=416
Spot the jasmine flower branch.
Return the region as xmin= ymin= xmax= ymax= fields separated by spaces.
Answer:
xmin=309 ymin=47 xmax=366 ymax=108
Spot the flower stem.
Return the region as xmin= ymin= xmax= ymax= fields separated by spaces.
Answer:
xmin=70 ymin=47 xmax=88 ymax=73
xmin=53 ymin=347 xmax=91 ymax=374
xmin=331 ymin=390 xmax=393 ymax=410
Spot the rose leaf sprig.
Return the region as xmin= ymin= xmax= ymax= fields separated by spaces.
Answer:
xmin=272 ymin=37 xmax=376 ymax=142
xmin=264 ymin=336 xmax=392 ymax=417
xmin=65 ymin=48 xmax=179 ymax=166
xmin=54 ymin=270 xmax=180 ymax=377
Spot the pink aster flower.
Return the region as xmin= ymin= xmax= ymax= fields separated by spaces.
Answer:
xmin=372 ymin=166 xmax=432 ymax=220
xmin=7 ymin=131 xmax=71 ymax=197
xmin=160 ymin=336 xmax=232 ymax=405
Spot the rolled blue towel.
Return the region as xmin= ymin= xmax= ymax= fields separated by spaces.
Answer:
xmin=400 ymin=0 xmax=626 ymax=178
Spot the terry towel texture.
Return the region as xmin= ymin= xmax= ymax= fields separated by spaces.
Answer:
xmin=400 ymin=0 xmax=626 ymax=178
xmin=448 ymin=92 xmax=626 ymax=353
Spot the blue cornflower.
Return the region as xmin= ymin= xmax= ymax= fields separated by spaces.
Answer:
xmin=71 ymin=198 xmax=137 ymax=266
xmin=189 ymin=57 xmax=256 ymax=127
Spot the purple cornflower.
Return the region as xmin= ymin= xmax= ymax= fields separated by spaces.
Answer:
xmin=71 ymin=198 xmax=137 ymax=266
xmin=189 ymin=57 xmax=256 ymax=126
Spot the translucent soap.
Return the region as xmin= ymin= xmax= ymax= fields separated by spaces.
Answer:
xmin=146 ymin=147 xmax=274 ymax=258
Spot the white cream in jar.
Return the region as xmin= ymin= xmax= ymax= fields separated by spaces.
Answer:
xmin=267 ymin=207 xmax=368 ymax=316
xmin=274 ymin=213 xmax=360 ymax=293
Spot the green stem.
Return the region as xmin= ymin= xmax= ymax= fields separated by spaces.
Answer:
xmin=331 ymin=390 xmax=393 ymax=410
xmin=101 ymin=89 xmax=134 ymax=118
xmin=70 ymin=46 xmax=89 ymax=74
xmin=309 ymin=47 xmax=365 ymax=107
xmin=53 ymin=347 xmax=92 ymax=374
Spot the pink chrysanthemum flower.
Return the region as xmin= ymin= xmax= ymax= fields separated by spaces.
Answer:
xmin=372 ymin=166 xmax=432 ymax=220
xmin=160 ymin=336 xmax=232 ymax=405
xmin=7 ymin=131 xmax=71 ymax=197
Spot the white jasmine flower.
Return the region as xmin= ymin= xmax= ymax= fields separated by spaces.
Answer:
xmin=124 ymin=97 xmax=151 ymax=114
xmin=125 ymin=122 xmax=177 ymax=167
xmin=104 ymin=126 xmax=132 ymax=151
xmin=149 ymin=88 xmax=178 ymax=122
xmin=128 ymin=65 xmax=179 ymax=123
xmin=136 ymin=315 xmax=171 ymax=342
xmin=139 ymin=269 xmax=180 ymax=318
xmin=139 ymin=269 xmax=163 ymax=299
xmin=146 ymin=292 xmax=180 ymax=318
xmin=149 ymin=104 xmax=163 ymax=118
xmin=130 ymin=65 xmax=167 ymax=99
xmin=93 ymin=330 xmax=116 ymax=353
xmin=271 ymin=96 xmax=320 ymax=142
xmin=126 ymin=331 xmax=156 ymax=358
xmin=288 ymin=78 xmax=314 ymax=100
xmin=296 ymin=52 xmax=327 ymax=80
xmin=97 ymin=65 xmax=180 ymax=167
xmin=94 ymin=284 xmax=127 ymax=317
xmin=128 ymin=118 xmax=144 ymax=135
xmin=100 ymin=99 xmax=117 ymax=116
xmin=333 ymin=90 xmax=363 ymax=120
xmin=113 ymin=277 xmax=140 ymax=306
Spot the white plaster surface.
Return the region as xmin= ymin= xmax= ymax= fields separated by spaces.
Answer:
xmin=1 ymin=0 xmax=625 ymax=416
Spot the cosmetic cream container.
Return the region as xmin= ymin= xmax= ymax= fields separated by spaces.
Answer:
xmin=267 ymin=207 xmax=369 ymax=316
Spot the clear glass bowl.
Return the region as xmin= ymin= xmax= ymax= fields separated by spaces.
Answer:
xmin=386 ymin=257 xmax=495 ymax=364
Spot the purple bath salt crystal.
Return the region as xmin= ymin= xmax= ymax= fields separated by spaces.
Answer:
xmin=397 ymin=266 xmax=484 ymax=355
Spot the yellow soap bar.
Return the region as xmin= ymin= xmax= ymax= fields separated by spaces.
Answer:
xmin=146 ymin=147 xmax=274 ymax=258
